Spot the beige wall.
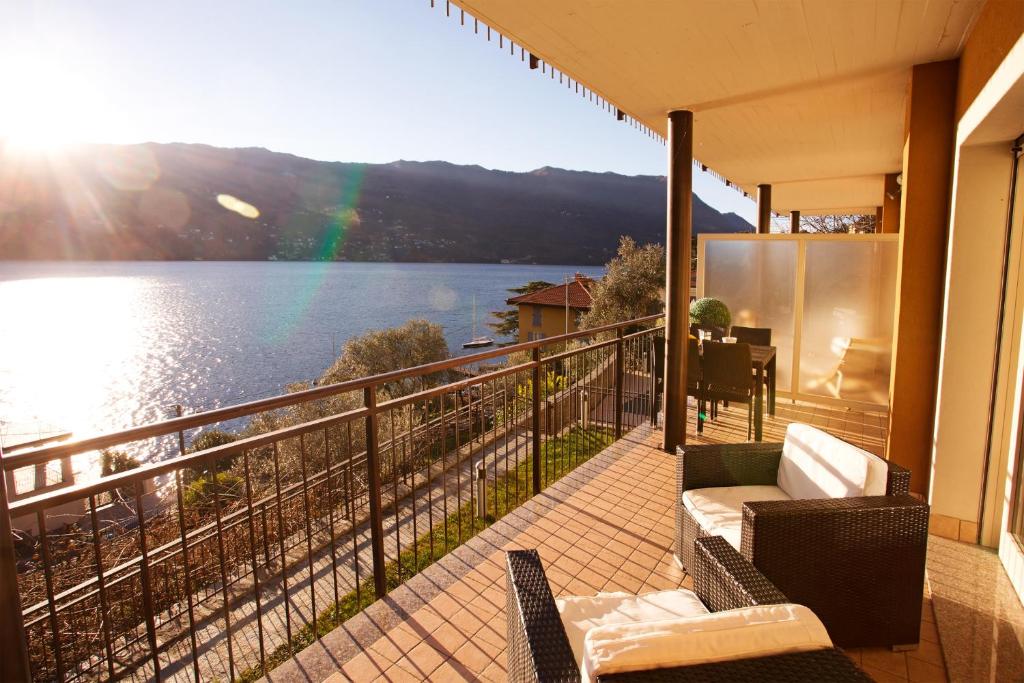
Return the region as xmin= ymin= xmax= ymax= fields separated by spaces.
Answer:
xmin=931 ymin=143 xmax=1015 ymax=527
xmin=929 ymin=0 xmax=1024 ymax=545
xmin=516 ymin=304 xmax=583 ymax=343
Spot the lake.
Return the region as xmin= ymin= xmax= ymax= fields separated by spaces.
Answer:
xmin=0 ymin=261 xmax=603 ymax=449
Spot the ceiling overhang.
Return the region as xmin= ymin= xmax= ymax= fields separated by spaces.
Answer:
xmin=450 ymin=0 xmax=983 ymax=214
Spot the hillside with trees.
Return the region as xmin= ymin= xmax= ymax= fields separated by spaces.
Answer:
xmin=0 ymin=142 xmax=753 ymax=264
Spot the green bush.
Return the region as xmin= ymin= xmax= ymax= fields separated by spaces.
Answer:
xmin=100 ymin=449 xmax=140 ymax=502
xmin=189 ymin=429 xmax=239 ymax=471
xmin=689 ymin=297 xmax=731 ymax=330
xmin=182 ymin=471 xmax=243 ymax=511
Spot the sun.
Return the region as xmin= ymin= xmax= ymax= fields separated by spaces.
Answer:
xmin=0 ymin=52 xmax=107 ymax=155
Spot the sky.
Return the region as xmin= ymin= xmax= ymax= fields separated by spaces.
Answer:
xmin=0 ymin=0 xmax=757 ymax=224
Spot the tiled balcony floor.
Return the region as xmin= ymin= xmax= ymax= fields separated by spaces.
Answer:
xmin=268 ymin=403 xmax=946 ymax=683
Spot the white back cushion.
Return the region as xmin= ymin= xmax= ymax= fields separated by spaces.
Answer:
xmin=580 ymin=603 xmax=832 ymax=682
xmin=557 ymin=589 xmax=709 ymax=672
xmin=778 ymin=423 xmax=886 ymax=499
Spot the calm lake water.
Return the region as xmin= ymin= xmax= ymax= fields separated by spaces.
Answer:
xmin=0 ymin=261 xmax=603 ymax=449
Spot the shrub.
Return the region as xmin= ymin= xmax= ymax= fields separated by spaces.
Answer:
xmin=689 ymin=297 xmax=731 ymax=330
xmin=182 ymin=471 xmax=243 ymax=511
xmin=189 ymin=429 xmax=239 ymax=471
xmin=100 ymin=449 xmax=141 ymax=502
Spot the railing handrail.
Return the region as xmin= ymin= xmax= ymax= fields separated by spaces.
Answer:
xmin=2 ymin=313 xmax=666 ymax=683
xmin=2 ymin=314 xmax=662 ymax=471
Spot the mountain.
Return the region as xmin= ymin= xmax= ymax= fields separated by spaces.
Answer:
xmin=0 ymin=142 xmax=753 ymax=264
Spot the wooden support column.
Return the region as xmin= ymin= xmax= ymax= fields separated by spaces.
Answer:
xmin=790 ymin=210 xmax=800 ymax=234
xmin=881 ymin=173 xmax=902 ymax=233
xmin=663 ymin=110 xmax=693 ymax=454
xmin=886 ymin=60 xmax=958 ymax=494
xmin=757 ymin=184 xmax=772 ymax=234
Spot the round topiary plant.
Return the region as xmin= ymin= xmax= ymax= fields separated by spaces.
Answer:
xmin=689 ymin=297 xmax=731 ymax=330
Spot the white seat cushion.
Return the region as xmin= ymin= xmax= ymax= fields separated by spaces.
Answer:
xmin=682 ymin=485 xmax=792 ymax=550
xmin=778 ymin=423 xmax=889 ymax=499
xmin=556 ymin=589 xmax=709 ymax=672
xmin=580 ymin=603 xmax=833 ymax=682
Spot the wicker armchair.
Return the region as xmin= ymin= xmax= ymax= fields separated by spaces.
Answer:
xmin=675 ymin=441 xmax=928 ymax=648
xmin=506 ymin=537 xmax=873 ymax=682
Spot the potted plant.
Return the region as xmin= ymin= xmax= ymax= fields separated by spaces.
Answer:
xmin=689 ymin=297 xmax=731 ymax=332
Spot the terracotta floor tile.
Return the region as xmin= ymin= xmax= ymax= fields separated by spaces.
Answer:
xmin=340 ymin=652 xmax=388 ymax=681
xmin=451 ymin=640 xmax=494 ymax=674
xmin=862 ymin=647 xmax=910 ymax=679
xmin=397 ymin=641 xmax=445 ymax=678
xmin=906 ymin=655 xmax=947 ymax=683
xmin=312 ymin=411 xmax=959 ymax=683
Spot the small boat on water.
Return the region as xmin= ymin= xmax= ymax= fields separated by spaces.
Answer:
xmin=463 ymin=294 xmax=494 ymax=349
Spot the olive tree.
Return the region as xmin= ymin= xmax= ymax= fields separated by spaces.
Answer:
xmin=581 ymin=237 xmax=665 ymax=330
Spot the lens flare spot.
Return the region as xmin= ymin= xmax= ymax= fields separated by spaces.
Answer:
xmin=428 ymin=285 xmax=457 ymax=311
xmin=216 ymin=193 xmax=259 ymax=219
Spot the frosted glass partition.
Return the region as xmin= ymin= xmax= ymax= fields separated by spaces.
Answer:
xmin=799 ymin=240 xmax=898 ymax=405
xmin=698 ymin=234 xmax=899 ymax=409
xmin=702 ymin=240 xmax=798 ymax=391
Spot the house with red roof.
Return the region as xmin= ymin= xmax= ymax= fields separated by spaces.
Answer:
xmin=506 ymin=273 xmax=595 ymax=343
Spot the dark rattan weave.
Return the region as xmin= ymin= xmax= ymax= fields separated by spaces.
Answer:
xmin=675 ymin=441 xmax=927 ymax=648
xmin=505 ymin=544 xmax=874 ymax=682
xmin=692 ymin=536 xmax=787 ymax=612
xmin=506 ymin=550 xmax=580 ymax=682
xmin=598 ymin=648 xmax=873 ymax=682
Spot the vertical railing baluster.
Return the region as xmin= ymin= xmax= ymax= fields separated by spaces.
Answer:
xmin=133 ymin=481 xmax=161 ymax=681
xmin=36 ymin=510 xmax=64 ymax=681
xmin=468 ymin=386 xmax=476 ymax=535
xmin=240 ymin=448 xmax=267 ymax=671
xmin=271 ymin=442 xmax=293 ymax=646
xmin=440 ymin=393 xmax=449 ymax=555
xmin=492 ymin=378 xmax=499 ymax=521
xmin=170 ymin=405 xmax=202 ymax=682
xmin=364 ymin=386 xmax=388 ymax=600
xmin=454 ymin=390 xmax=463 ymax=545
xmin=87 ymin=495 xmax=117 ymax=679
xmin=615 ymin=329 xmax=625 ymax=439
xmin=424 ymin=396 xmax=435 ymax=563
xmin=298 ymin=433 xmax=318 ymax=638
xmin=406 ymin=403 xmax=418 ymax=572
xmin=345 ymin=422 xmax=360 ymax=606
xmin=531 ymin=347 xmax=542 ymax=495
xmin=390 ymin=408 xmax=401 ymax=581
xmin=209 ymin=461 xmax=236 ymax=680
xmin=173 ymin=469 xmax=201 ymax=682
xmin=323 ymin=428 xmax=340 ymax=611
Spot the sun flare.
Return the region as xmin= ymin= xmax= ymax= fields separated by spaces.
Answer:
xmin=0 ymin=51 xmax=108 ymax=155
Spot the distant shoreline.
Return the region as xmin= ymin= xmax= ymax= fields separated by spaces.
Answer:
xmin=0 ymin=258 xmax=608 ymax=268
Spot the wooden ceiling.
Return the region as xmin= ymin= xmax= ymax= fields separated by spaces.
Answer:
xmin=452 ymin=0 xmax=984 ymax=214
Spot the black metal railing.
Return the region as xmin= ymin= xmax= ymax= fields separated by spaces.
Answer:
xmin=0 ymin=315 xmax=663 ymax=682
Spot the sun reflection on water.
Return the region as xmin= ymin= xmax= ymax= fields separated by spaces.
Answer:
xmin=0 ymin=275 xmax=156 ymax=480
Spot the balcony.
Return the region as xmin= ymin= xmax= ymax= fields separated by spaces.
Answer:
xmin=269 ymin=404 xmax=919 ymax=683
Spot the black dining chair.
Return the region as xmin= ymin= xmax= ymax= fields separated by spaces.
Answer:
xmin=731 ymin=327 xmax=772 ymax=405
xmin=701 ymin=341 xmax=758 ymax=440
xmin=732 ymin=326 xmax=772 ymax=346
